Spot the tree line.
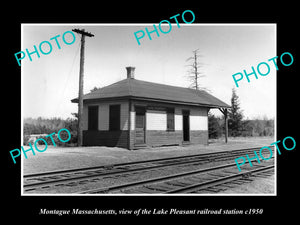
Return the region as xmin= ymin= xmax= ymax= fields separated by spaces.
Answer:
xmin=208 ymin=89 xmax=274 ymax=139
xmin=23 ymin=116 xmax=78 ymax=146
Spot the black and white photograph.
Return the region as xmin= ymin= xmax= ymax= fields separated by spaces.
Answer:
xmin=21 ymin=24 xmax=276 ymax=195
xmin=4 ymin=5 xmax=298 ymax=220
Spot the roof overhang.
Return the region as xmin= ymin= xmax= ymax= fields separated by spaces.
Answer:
xmin=71 ymin=96 xmax=230 ymax=108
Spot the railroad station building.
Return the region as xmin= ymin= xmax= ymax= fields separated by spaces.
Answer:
xmin=71 ymin=67 xmax=230 ymax=149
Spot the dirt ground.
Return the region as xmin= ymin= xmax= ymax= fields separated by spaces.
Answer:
xmin=22 ymin=136 xmax=274 ymax=174
xmin=22 ymin=136 xmax=276 ymax=195
xmin=222 ymin=174 xmax=275 ymax=194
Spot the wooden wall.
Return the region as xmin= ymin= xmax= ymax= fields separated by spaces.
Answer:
xmin=83 ymin=130 xmax=128 ymax=148
xmin=82 ymin=98 xmax=209 ymax=149
xmin=82 ymin=100 xmax=129 ymax=131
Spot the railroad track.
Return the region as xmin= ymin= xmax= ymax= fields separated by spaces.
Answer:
xmin=23 ymin=147 xmax=274 ymax=193
xmin=80 ymin=159 xmax=274 ymax=194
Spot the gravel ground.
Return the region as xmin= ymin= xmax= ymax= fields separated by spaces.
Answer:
xmin=221 ymin=174 xmax=275 ymax=194
xmin=22 ymin=137 xmax=276 ymax=195
xmin=25 ymin=159 xmax=245 ymax=194
xmin=22 ymin=136 xmax=274 ymax=174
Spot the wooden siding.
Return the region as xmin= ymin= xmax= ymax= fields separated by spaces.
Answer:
xmin=190 ymin=130 xmax=208 ymax=145
xmin=145 ymin=130 xmax=208 ymax=147
xmin=146 ymin=130 xmax=182 ymax=146
xmin=132 ymin=100 xmax=208 ymax=132
xmin=83 ymin=100 xmax=129 ymax=131
xmin=130 ymin=111 xmax=135 ymax=130
xmin=120 ymin=102 xmax=129 ymax=130
xmin=190 ymin=115 xmax=208 ymax=130
xmin=190 ymin=107 xmax=208 ymax=131
xmin=146 ymin=110 xmax=167 ymax=130
xmin=83 ymin=130 xmax=128 ymax=148
xmin=129 ymin=130 xmax=135 ymax=149
xmin=144 ymin=103 xmax=208 ymax=132
xmin=174 ymin=114 xmax=183 ymax=131
xmin=82 ymin=99 xmax=209 ymax=149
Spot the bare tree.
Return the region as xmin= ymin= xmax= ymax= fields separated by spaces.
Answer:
xmin=186 ymin=49 xmax=206 ymax=91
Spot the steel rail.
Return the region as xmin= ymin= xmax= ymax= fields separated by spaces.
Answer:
xmin=24 ymin=146 xmax=265 ymax=178
xmin=23 ymin=153 xmax=246 ymax=190
xmin=166 ymin=165 xmax=274 ymax=193
xmin=79 ymin=162 xmax=240 ymax=193
xmin=23 ymin=147 xmax=263 ymax=190
xmin=79 ymin=160 xmax=274 ymax=194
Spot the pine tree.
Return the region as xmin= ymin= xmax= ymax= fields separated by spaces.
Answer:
xmin=228 ymin=88 xmax=243 ymax=136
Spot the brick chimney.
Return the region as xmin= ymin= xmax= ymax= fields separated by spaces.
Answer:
xmin=126 ymin=66 xmax=135 ymax=79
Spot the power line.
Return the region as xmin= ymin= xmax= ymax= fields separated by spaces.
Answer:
xmin=54 ymin=41 xmax=81 ymax=117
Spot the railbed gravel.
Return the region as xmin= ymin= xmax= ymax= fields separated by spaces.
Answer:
xmin=25 ymin=158 xmax=274 ymax=194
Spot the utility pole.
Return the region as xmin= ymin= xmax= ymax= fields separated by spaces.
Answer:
xmin=72 ymin=29 xmax=94 ymax=146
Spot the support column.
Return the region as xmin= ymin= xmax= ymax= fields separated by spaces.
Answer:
xmin=224 ymin=108 xmax=228 ymax=143
xmin=128 ymin=100 xmax=135 ymax=150
xmin=219 ymin=108 xmax=228 ymax=143
xmin=128 ymin=99 xmax=132 ymax=150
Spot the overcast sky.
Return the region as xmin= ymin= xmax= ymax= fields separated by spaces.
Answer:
xmin=22 ymin=24 xmax=276 ymax=119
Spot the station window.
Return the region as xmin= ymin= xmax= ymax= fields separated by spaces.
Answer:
xmin=109 ymin=104 xmax=120 ymax=131
xmin=88 ymin=105 xmax=98 ymax=131
xmin=167 ymin=108 xmax=175 ymax=131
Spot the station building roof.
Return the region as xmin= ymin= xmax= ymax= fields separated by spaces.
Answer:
xmin=71 ymin=78 xmax=230 ymax=108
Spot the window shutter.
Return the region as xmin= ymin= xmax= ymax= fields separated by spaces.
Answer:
xmin=109 ymin=105 xmax=120 ymax=131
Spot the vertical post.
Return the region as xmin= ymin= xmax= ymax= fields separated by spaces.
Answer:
xmin=224 ymin=108 xmax=228 ymax=143
xmin=219 ymin=108 xmax=229 ymax=144
xmin=72 ymin=29 xmax=94 ymax=147
xmin=77 ymin=31 xmax=85 ymax=147
xmin=128 ymin=99 xmax=132 ymax=150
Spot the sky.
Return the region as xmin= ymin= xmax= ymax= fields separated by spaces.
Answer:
xmin=22 ymin=24 xmax=276 ymax=120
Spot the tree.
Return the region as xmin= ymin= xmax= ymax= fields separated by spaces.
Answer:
xmin=186 ymin=49 xmax=206 ymax=91
xmin=228 ymin=88 xmax=243 ymax=136
xmin=208 ymin=111 xmax=222 ymax=139
xmin=71 ymin=112 xmax=78 ymax=119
